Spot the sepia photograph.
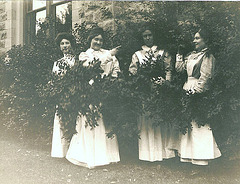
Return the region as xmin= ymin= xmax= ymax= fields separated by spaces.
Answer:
xmin=0 ymin=0 xmax=240 ymax=183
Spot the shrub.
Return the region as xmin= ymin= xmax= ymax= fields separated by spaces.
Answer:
xmin=0 ymin=34 xmax=59 ymax=137
xmin=0 ymin=2 xmax=239 ymax=156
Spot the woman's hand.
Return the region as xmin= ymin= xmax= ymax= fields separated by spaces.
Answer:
xmin=175 ymin=54 xmax=186 ymax=73
xmin=176 ymin=53 xmax=183 ymax=62
xmin=110 ymin=46 xmax=121 ymax=56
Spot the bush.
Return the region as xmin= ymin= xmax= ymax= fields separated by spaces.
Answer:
xmin=0 ymin=34 xmax=59 ymax=137
xmin=0 ymin=2 xmax=240 ymax=156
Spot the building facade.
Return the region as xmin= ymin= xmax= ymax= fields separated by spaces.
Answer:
xmin=0 ymin=0 xmax=155 ymax=56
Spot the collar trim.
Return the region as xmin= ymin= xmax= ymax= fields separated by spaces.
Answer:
xmin=142 ymin=45 xmax=157 ymax=52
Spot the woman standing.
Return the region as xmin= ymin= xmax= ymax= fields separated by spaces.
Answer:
xmin=66 ymin=27 xmax=120 ymax=168
xmin=129 ymin=25 xmax=177 ymax=162
xmin=175 ymin=29 xmax=221 ymax=165
xmin=51 ymin=33 xmax=76 ymax=158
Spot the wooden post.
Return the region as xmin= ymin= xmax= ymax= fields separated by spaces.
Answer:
xmin=46 ymin=0 xmax=54 ymax=38
xmin=25 ymin=1 xmax=36 ymax=44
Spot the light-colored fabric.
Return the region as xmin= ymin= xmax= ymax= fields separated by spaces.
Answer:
xmin=177 ymin=48 xmax=216 ymax=93
xmin=135 ymin=51 xmax=145 ymax=65
xmin=52 ymin=54 xmax=75 ymax=75
xmin=129 ymin=46 xmax=175 ymax=161
xmin=138 ymin=114 xmax=177 ymax=161
xmin=51 ymin=112 xmax=69 ymax=158
xmin=51 ymin=55 xmax=75 ymax=158
xmin=177 ymin=48 xmax=221 ymax=165
xmin=66 ymin=115 xmax=120 ymax=168
xmin=180 ymin=158 xmax=208 ymax=166
xmin=79 ymin=48 xmax=120 ymax=78
xmin=129 ymin=45 xmax=171 ymax=81
xmin=178 ymin=121 xmax=221 ymax=165
xmin=175 ymin=55 xmax=186 ymax=73
xmin=161 ymin=123 xmax=180 ymax=156
xmin=66 ymin=49 xmax=120 ymax=168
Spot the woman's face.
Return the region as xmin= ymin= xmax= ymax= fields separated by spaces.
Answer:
xmin=142 ymin=30 xmax=154 ymax=47
xmin=90 ymin=34 xmax=103 ymax=51
xmin=60 ymin=39 xmax=72 ymax=54
xmin=193 ymin=32 xmax=206 ymax=51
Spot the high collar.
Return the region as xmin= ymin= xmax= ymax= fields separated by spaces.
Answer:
xmin=87 ymin=48 xmax=103 ymax=53
xmin=193 ymin=47 xmax=208 ymax=54
xmin=63 ymin=54 xmax=74 ymax=59
xmin=142 ymin=45 xmax=158 ymax=52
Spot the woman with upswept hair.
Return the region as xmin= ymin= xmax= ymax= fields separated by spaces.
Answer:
xmin=129 ymin=23 xmax=178 ymax=162
xmin=175 ymin=28 xmax=221 ymax=165
xmin=51 ymin=32 xmax=76 ymax=158
xmin=66 ymin=27 xmax=120 ymax=168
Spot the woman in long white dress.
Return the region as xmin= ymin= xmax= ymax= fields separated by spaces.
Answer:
xmin=129 ymin=25 xmax=178 ymax=162
xmin=175 ymin=29 xmax=221 ymax=165
xmin=51 ymin=33 xmax=75 ymax=158
xmin=66 ymin=27 xmax=120 ymax=168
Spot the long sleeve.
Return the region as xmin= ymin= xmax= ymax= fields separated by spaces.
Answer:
xmin=79 ymin=52 xmax=92 ymax=67
xmin=175 ymin=54 xmax=187 ymax=73
xmin=79 ymin=49 xmax=120 ymax=78
xmin=163 ymin=51 xmax=172 ymax=81
xmin=129 ymin=53 xmax=139 ymax=75
xmin=194 ymin=54 xmax=216 ymax=93
xmin=99 ymin=50 xmax=120 ymax=77
xmin=111 ymin=56 xmax=120 ymax=78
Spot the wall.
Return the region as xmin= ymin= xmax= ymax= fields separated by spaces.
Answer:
xmin=0 ymin=1 xmax=7 ymax=56
xmin=0 ymin=1 xmax=24 ymax=56
xmin=72 ymin=1 xmax=155 ymax=31
xmin=0 ymin=1 xmax=161 ymax=56
xmin=72 ymin=1 xmax=115 ymax=30
xmin=5 ymin=1 xmax=24 ymax=52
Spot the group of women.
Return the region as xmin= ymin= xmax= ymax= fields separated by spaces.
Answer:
xmin=51 ymin=24 xmax=221 ymax=169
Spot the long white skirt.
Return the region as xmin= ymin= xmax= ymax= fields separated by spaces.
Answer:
xmin=138 ymin=114 xmax=177 ymax=162
xmin=178 ymin=121 xmax=221 ymax=165
xmin=66 ymin=115 xmax=120 ymax=168
xmin=51 ymin=112 xmax=69 ymax=158
xmin=179 ymin=77 xmax=222 ymax=165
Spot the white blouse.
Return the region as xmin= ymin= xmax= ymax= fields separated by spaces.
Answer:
xmin=79 ymin=48 xmax=120 ymax=78
xmin=175 ymin=48 xmax=216 ymax=93
xmin=129 ymin=45 xmax=172 ymax=81
xmin=52 ymin=54 xmax=75 ymax=75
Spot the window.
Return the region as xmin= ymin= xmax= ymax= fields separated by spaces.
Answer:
xmin=25 ymin=0 xmax=72 ymax=44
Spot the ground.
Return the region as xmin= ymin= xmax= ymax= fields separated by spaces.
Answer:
xmin=0 ymin=127 xmax=240 ymax=184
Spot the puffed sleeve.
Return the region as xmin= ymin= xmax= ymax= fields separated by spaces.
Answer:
xmin=163 ymin=51 xmax=172 ymax=81
xmin=194 ymin=54 xmax=216 ymax=93
xmin=175 ymin=54 xmax=187 ymax=73
xmin=129 ymin=53 xmax=139 ymax=75
xmin=79 ymin=52 xmax=91 ymax=67
xmin=111 ymin=56 xmax=120 ymax=78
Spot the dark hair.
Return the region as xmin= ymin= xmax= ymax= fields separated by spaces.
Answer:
xmin=87 ymin=27 xmax=105 ymax=46
xmin=197 ymin=28 xmax=209 ymax=43
xmin=55 ymin=32 xmax=75 ymax=47
xmin=140 ymin=23 xmax=154 ymax=36
xmin=138 ymin=22 xmax=155 ymax=45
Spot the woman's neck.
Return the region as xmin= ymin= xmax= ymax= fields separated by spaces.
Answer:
xmin=195 ymin=46 xmax=208 ymax=52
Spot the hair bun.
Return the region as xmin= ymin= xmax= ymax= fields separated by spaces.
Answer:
xmin=87 ymin=27 xmax=105 ymax=44
xmin=55 ymin=32 xmax=75 ymax=46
